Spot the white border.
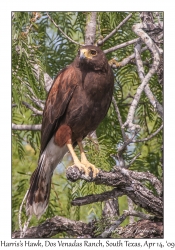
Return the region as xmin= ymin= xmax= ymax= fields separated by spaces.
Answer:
xmin=1 ymin=0 xmax=174 ymax=247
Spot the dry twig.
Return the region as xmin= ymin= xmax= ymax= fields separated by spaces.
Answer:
xmin=97 ymin=13 xmax=132 ymax=46
xmin=104 ymin=38 xmax=140 ymax=54
xmin=47 ymin=12 xmax=82 ymax=46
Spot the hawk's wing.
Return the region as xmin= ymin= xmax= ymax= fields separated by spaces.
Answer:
xmin=40 ymin=65 xmax=78 ymax=154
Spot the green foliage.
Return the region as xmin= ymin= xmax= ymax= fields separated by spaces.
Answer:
xmin=12 ymin=12 xmax=163 ymax=237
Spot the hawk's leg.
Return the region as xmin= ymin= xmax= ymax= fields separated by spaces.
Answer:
xmin=66 ymin=143 xmax=90 ymax=176
xmin=77 ymin=140 xmax=99 ymax=178
xmin=66 ymin=141 xmax=99 ymax=178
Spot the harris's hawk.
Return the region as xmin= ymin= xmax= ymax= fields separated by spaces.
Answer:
xmin=26 ymin=45 xmax=114 ymax=218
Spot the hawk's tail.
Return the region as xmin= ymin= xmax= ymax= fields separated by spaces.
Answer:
xmin=25 ymin=139 xmax=68 ymax=219
xmin=26 ymin=154 xmax=52 ymax=219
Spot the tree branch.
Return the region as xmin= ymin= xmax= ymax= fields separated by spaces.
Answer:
xmin=71 ymin=188 xmax=123 ymax=206
xmin=123 ymin=21 xmax=160 ymax=131
xmin=129 ymin=170 xmax=162 ymax=196
xmin=44 ymin=73 xmax=53 ymax=92
xmin=104 ymin=38 xmax=140 ymax=54
xmin=22 ymin=101 xmax=43 ymax=116
xmin=119 ymin=219 xmax=163 ymax=238
xmin=46 ymin=12 xmax=81 ymax=46
xmin=12 ymin=216 xmax=95 ymax=238
xmin=12 ymin=123 xmax=41 ymax=131
xmin=134 ymin=42 xmax=163 ymax=119
xmin=97 ymin=13 xmax=132 ymax=46
xmin=126 ymin=152 xmax=141 ymax=168
xmin=25 ymin=94 xmax=45 ymax=110
xmin=85 ymin=12 xmax=97 ymax=45
xmin=112 ymin=96 xmax=126 ymax=141
xmin=133 ymin=124 xmax=163 ymax=143
xmin=109 ymin=46 xmax=148 ymax=68
xmin=66 ymin=166 xmax=163 ymax=217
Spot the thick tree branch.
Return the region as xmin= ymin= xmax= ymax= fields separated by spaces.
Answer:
xmin=12 ymin=123 xmax=41 ymax=131
xmin=85 ymin=12 xmax=97 ymax=45
xmin=12 ymin=216 xmax=95 ymax=238
xmin=128 ymin=170 xmax=162 ymax=196
xmin=102 ymin=198 xmax=119 ymax=218
xmin=66 ymin=166 xmax=163 ymax=217
xmin=119 ymin=219 xmax=163 ymax=238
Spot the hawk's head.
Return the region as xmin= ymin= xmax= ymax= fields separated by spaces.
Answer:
xmin=76 ymin=45 xmax=108 ymax=72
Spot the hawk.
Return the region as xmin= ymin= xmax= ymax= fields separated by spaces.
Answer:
xmin=26 ymin=45 xmax=114 ymax=218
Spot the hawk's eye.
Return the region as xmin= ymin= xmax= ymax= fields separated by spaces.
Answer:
xmin=90 ymin=50 xmax=97 ymax=56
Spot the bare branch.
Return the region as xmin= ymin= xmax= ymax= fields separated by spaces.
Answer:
xmin=19 ymin=190 xmax=28 ymax=233
xmin=22 ymin=101 xmax=43 ymax=115
xmin=12 ymin=123 xmax=41 ymax=131
xmin=47 ymin=12 xmax=82 ymax=46
xmin=72 ymin=188 xmax=123 ymax=206
xmin=104 ymin=38 xmax=140 ymax=54
xmin=144 ymin=85 xmax=163 ymax=119
xmin=126 ymin=152 xmax=141 ymax=168
xmin=112 ymin=96 xmax=129 ymax=168
xmin=12 ymin=216 xmax=95 ymax=239
xmin=133 ymin=124 xmax=163 ymax=143
xmin=44 ymin=73 xmax=53 ymax=92
xmin=85 ymin=12 xmax=97 ymax=45
xmin=123 ymin=22 xmax=160 ymax=131
xmin=112 ymin=96 xmax=126 ymax=141
xmin=25 ymin=94 xmax=44 ymax=110
xmin=97 ymin=13 xmax=132 ymax=46
xmin=23 ymin=82 xmax=45 ymax=110
xmin=117 ymin=132 xmax=136 ymax=156
xmin=115 ymin=132 xmax=137 ymax=169
xmin=134 ymin=42 xmax=163 ymax=119
xmin=109 ymin=46 xmax=148 ymax=68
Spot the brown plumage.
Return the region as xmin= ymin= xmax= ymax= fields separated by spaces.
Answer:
xmin=26 ymin=45 xmax=114 ymax=218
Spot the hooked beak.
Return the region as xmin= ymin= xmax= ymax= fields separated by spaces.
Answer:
xmin=79 ymin=49 xmax=88 ymax=60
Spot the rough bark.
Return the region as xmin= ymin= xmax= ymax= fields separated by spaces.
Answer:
xmin=12 ymin=216 xmax=163 ymax=239
xmin=85 ymin=12 xmax=97 ymax=45
xmin=12 ymin=216 xmax=95 ymax=239
xmin=118 ymin=219 xmax=163 ymax=239
xmin=66 ymin=166 xmax=163 ymax=218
